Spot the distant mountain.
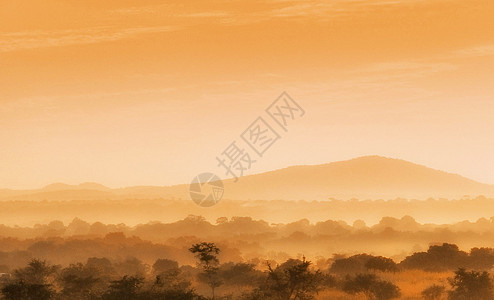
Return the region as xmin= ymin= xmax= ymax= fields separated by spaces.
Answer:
xmin=1 ymin=156 xmax=494 ymax=201
xmin=0 ymin=182 xmax=113 ymax=201
xmin=217 ymin=156 xmax=494 ymax=200
xmin=42 ymin=182 xmax=110 ymax=192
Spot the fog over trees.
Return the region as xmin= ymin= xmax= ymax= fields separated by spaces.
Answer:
xmin=1 ymin=216 xmax=494 ymax=298
xmin=1 ymin=242 xmax=494 ymax=299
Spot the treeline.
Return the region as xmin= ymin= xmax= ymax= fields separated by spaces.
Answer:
xmin=5 ymin=215 xmax=494 ymax=241
xmin=1 ymin=196 xmax=494 ymax=228
xmin=1 ymin=242 xmax=493 ymax=300
xmin=4 ymin=215 xmax=494 ymax=263
xmin=331 ymin=243 xmax=494 ymax=272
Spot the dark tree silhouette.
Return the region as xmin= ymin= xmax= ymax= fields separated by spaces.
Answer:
xmin=365 ymin=256 xmax=398 ymax=272
xmin=102 ymin=275 xmax=144 ymax=300
xmin=448 ymin=268 xmax=494 ymax=300
xmin=330 ymin=254 xmax=374 ymax=274
xmin=400 ymin=243 xmax=468 ymax=271
xmin=257 ymin=258 xmax=324 ymax=300
xmin=13 ymin=259 xmax=59 ymax=285
xmin=85 ymin=257 xmax=115 ymax=277
xmin=148 ymin=272 xmax=204 ymax=300
xmin=152 ymin=264 xmax=197 ymax=297
xmin=189 ymin=242 xmax=222 ymax=299
xmin=1 ymin=259 xmax=59 ymax=300
xmin=113 ymin=257 xmax=147 ymax=277
xmin=1 ymin=281 xmax=54 ymax=300
xmin=58 ymin=263 xmax=100 ymax=299
xmin=468 ymin=247 xmax=494 ymax=270
xmin=343 ymin=273 xmax=400 ymax=300
xmin=152 ymin=258 xmax=179 ymax=275
xmin=218 ymin=262 xmax=263 ymax=287
xmin=421 ymin=284 xmax=445 ymax=300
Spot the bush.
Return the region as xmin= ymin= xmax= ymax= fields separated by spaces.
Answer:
xmin=1 ymin=281 xmax=54 ymax=300
xmin=343 ymin=273 xmax=400 ymax=300
xmin=448 ymin=268 xmax=493 ymax=300
xmin=421 ymin=284 xmax=445 ymax=300
xmin=365 ymin=256 xmax=398 ymax=272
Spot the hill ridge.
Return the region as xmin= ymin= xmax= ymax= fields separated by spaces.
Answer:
xmin=1 ymin=156 xmax=493 ymax=200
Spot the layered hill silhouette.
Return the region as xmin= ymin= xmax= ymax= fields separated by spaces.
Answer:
xmin=217 ymin=156 xmax=494 ymax=200
xmin=1 ymin=156 xmax=494 ymax=201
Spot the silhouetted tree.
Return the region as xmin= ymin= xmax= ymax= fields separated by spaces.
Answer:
xmin=448 ymin=268 xmax=493 ymax=300
xmin=218 ymin=262 xmax=263 ymax=287
xmin=189 ymin=242 xmax=222 ymax=299
xmin=152 ymin=258 xmax=179 ymax=275
xmin=102 ymin=275 xmax=144 ymax=300
xmin=421 ymin=284 xmax=445 ymax=300
xmin=259 ymin=258 xmax=324 ymax=300
xmin=142 ymin=288 xmax=205 ymax=300
xmin=85 ymin=257 xmax=115 ymax=278
xmin=13 ymin=259 xmax=59 ymax=285
xmin=58 ymin=263 xmax=100 ymax=299
xmin=151 ymin=263 xmax=199 ymax=297
xmin=343 ymin=273 xmax=400 ymax=300
xmin=1 ymin=281 xmax=54 ymax=300
xmin=330 ymin=254 xmax=374 ymax=274
xmin=148 ymin=271 xmax=204 ymax=300
xmin=468 ymin=247 xmax=494 ymax=270
xmin=113 ymin=257 xmax=148 ymax=277
xmin=1 ymin=259 xmax=59 ymax=300
xmin=400 ymin=243 xmax=468 ymax=271
xmin=365 ymin=256 xmax=398 ymax=272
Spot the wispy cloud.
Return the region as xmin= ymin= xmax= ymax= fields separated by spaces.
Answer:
xmin=268 ymin=3 xmax=344 ymax=18
xmin=349 ymin=61 xmax=457 ymax=75
xmin=0 ymin=26 xmax=178 ymax=52
xmin=110 ymin=4 xmax=230 ymax=18
xmin=454 ymin=45 xmax=494 ymax=58
xmin=212 ymin=0 xmax=434 ymax=25
xmin=102 ymin=0 xmax=435 ymax=28
xmin=181 ymin=12 xmax=231 ymax=18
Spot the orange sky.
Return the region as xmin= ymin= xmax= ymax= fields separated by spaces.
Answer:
xmin=1 ymin=0 xmax=494 ymax=189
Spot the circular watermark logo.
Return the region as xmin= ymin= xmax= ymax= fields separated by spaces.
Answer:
xmin=189 ymin=173 xmax=224 ymax=207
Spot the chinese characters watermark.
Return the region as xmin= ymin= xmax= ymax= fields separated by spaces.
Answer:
xmin=189 ymin=92 xmax=305 ymax=207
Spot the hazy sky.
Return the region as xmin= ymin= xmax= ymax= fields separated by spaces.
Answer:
xmin=1 ymin=0 xmax=493 ymax=189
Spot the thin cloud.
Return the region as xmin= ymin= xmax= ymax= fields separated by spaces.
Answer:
xmin=454 ymin=45 xmax=494 ymax=58
xmin=180 ymin=12 xmax=232 ymax=18
xmin=110 ymin=4 xmax=230 ymax=18
xmin=214 ymin=0 xmax=434 ymax=25
xmin=349 ymin=61 xmax=457 ymax=75
xmin=0 ymin=26 xmax=178 ymax=52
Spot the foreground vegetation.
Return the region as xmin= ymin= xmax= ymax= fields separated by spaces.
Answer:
xmin=1 ymin=242 xmax=494 ymax=299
